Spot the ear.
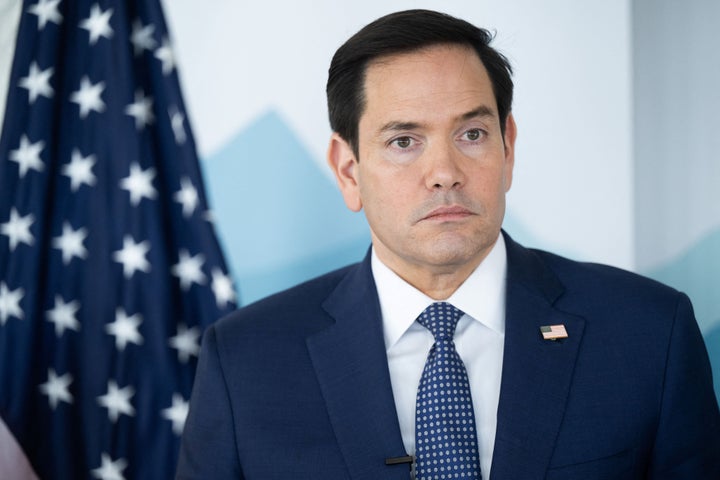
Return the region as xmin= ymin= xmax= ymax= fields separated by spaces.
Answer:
xmin=502 ymin=113 xmax=517 ymax=192
xmin=327 ymin=132 xmax=363 ymax=212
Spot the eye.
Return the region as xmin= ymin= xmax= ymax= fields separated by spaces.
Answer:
xmin=391 ymin=136 xmax=414 ymax=149
xmin=463 ymin=129 xmax=483 ymax=141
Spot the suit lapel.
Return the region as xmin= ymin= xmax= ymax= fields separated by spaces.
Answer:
xmin=490 ymin=234 xmax=586 ymax=480
xmin=306 ymin=253 xmax=410 ymax=480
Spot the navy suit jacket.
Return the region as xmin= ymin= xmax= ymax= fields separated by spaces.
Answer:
xmin=176 ymin=233 xmax=720 ymax=479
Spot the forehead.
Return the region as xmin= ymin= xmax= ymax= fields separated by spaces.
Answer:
xmin=360 ymin=44 xmax=498 ymax=125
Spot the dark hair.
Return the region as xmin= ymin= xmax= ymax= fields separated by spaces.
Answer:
xmin=326 ymin=9 xmax=514 ymax=156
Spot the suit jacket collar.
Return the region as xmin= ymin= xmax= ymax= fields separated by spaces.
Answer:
xmin=307 ymin=252 xmax=411 ymax=480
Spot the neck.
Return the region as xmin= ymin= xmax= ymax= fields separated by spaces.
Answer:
xmin=374 ymin=250 xmax=490 ymax=301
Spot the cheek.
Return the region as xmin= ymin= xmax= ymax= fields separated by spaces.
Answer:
xmin=360 ymin=175 xmax=411 ymax=221
xmin=360 ymin=181 xmax=389 ymax=216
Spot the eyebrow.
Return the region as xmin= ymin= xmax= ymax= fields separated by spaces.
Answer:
xmin=377 ymin=105 xmax=497 ymax=135
xmin=460 ymin=105 xmax=496 ymax=121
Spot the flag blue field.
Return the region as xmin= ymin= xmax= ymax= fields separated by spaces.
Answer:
xmin=0 ymin=1 xmax=237 ymax=478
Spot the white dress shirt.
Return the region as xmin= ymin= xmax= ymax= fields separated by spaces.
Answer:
xmin=372 ymin=234 xmax=507 ymax=478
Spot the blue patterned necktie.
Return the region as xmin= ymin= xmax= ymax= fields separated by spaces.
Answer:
xmin=415 ymin=302 xmax=481 ymax=480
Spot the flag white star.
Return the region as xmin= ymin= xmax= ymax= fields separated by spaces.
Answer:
xmin=112 ymin=235 xmax=151 ymax=278
xmin=154 ymin=36 xmax=175 ymax=75
xmin=80 ymin=4 xmax=113 ymax=45
xmin=97 ymin=380 xmax=135 ymax=423
xmin=91 ymin=453 xmax=127 ymax=480
xmin=18 ymin=62 xmax=54 ymax=103
xmin=1 ymin=208 xmax=35 ymax=251
xmin=171 ymin=250 xmax=206 ymax=291
xmin=0 ymin=282 xmax=24 ymax=326
xmin=70 ymin=76 xmax=106 ymax=118
xmin=106 ymin=308 xmax=143 ymax=351
xmin=46 ymin=295 xmax=81 ymax=337
xmin=119 ymin=163 xmax=157 ymax=206
xmin=27 ymin=0 xmax=62 ymax=30
xmin=62 ymin=148 xmax=97 ymax=191
xmin=124 ymin=90 xmax=154 ymax=129
xmin=168 ymin=323 xmax=201 ymax=363
xmin=9 ymin=134 xmax=45 ymax=178
xmin=169 ymin=107 xmax=186 ymax=144
xmin=39 ymin=369 xmax=73 ymax=409
xmin=130 ymin=19 xmax=156 ymax=55
xmin=52 ymin=221 xmax=88 ymax=265
xmin=173 ymin=177 xmax=199 ymax=218
xmin=162 ymin=393 xmax=189 ymax=436
xmin=211 ymin=268 xmax=236 ymax=309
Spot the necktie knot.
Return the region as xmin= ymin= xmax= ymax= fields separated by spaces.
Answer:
xmin=417 ymin=302 xmax=463 ymax=342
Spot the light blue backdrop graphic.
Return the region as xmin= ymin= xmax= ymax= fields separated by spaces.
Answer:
xmin=646 ymin=231 xmax=720 ymax=404
xmin=202 ymin=110 xmax=371 ymax=303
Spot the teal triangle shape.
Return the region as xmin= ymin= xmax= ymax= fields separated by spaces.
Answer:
xmin=201 ymin=110 xmax=370 ymax=304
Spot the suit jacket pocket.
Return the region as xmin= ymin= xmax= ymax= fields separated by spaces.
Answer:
xmin=545 ymin=449 xmax=634 ymax=480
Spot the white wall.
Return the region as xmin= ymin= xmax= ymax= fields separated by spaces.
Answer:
xmin=633 ymin=0 xmax=720 ymax=271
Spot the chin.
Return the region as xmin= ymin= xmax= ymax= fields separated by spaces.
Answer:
xmin=426 ymin=234 xmax=496 ymax=265
xmin=423 ymin=246 xmax=480 ymax=267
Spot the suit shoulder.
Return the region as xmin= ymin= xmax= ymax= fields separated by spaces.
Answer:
xmin=213 ymin=262 xmax=358 ymax=335
xmin=530 ymin=248 xmax=684 ymax=307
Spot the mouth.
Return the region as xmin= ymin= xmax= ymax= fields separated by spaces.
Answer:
xmin=420 ymin=205 xmax=475 ymax=222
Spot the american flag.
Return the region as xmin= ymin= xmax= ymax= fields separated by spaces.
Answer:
xmin=540 ymin=324 xmax=568 ymax=340
xmin=0 ymin=1 xmax=237 ymax=479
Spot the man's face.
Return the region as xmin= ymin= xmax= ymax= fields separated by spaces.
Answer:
xmin=328 ymin=44 xmax=516 ymax=292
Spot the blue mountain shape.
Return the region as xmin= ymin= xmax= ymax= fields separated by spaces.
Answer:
xmin=645 ymin=228 xmax=720 ymax=401
xmin=501 ymin=213 xmax=584 ymax=261
xmin=645 ymin=228 xmax=720 ymax=334
xmin=705 ymin=326 xmax=720 ymax=402
xmin=201 ymin=109 xmax=370 ymax=304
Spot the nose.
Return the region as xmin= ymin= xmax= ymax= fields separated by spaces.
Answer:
xmin=424 ymin=140 xmax=465 ymax=191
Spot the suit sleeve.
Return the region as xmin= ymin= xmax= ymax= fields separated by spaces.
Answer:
xmin=648 ymin=293 xmax=720 ymax=478
xmin=176 ymin=325 xmax=243 ymax=479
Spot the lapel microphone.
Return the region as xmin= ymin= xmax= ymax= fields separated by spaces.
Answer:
xmin=385 ymin=455 xmax=414 ymax=466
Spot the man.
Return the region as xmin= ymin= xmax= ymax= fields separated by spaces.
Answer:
xmin=176 ymin=9 xmax=720 ymax=479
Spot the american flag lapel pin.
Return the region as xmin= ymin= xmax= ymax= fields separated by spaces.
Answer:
xmin=540 ymin=324 xmax=568 ymax=340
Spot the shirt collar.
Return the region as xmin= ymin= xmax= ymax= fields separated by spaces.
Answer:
xmin=372 ymin=234 xmax=507 ymax=351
